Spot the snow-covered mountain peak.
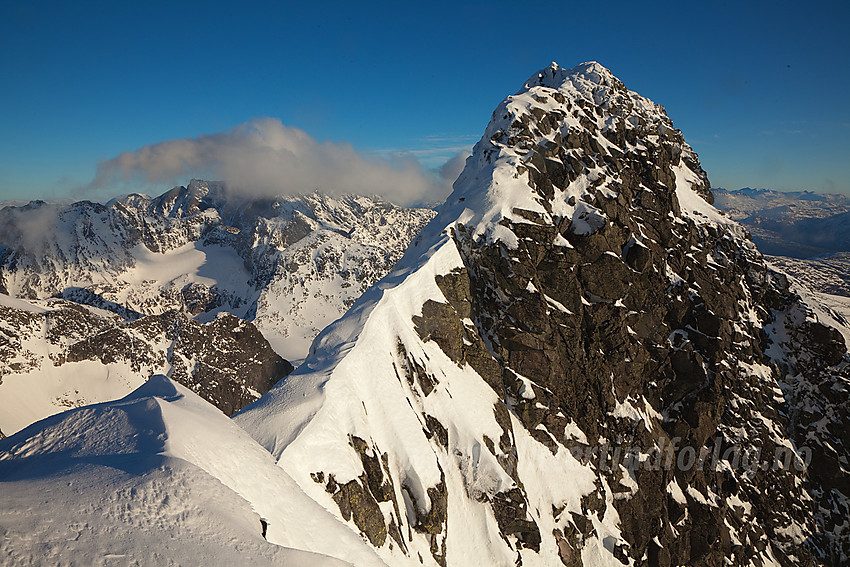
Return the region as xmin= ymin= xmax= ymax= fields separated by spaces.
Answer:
xmin=528 ymin=61 xmax=621 ymax=92
xmin=429 ymin=59 xmax=721 ymax=253
xmin=3 ymin=61 xmax=849 ymax=566
xmin=236 ymin=62 xmax=850 ymax=566
xmin=145 ymin=178 xmax=220 ymax=218
xmin=0 ymin=181 xmax=435 ymax=434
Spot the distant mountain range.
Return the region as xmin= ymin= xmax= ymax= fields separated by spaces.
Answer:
xmin=713 ymin=187 xmax=850 ymax=257
xmin=0 ymin=183 xmax=434 ymax=434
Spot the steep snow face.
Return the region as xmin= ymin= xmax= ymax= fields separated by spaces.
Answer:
xmin=238 ymin=62 xmax=849 ymax=566
xmin=238 ymin=233 xmax=601 ymax=567
xmin=0 ymin=375 xmax=386 ymax=566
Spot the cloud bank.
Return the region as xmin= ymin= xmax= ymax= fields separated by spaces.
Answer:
xmin=85 ymin=118 xmax=470 ymax=206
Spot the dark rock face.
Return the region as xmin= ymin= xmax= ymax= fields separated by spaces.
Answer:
xmin=4 ymin=300 xmax=291 ymax=416
xmin=408 ymin=63 xmax=849 ymax=564
xmin=0 ymin=304 xmax=43 ymax=374
xmin=329 ymin=475 xmax=388 ymax=547
xmin=162 ymin=312 xmax=293 ymax=414
xmin=68 ymin=310 xmax=292 ymax=415
xmin=315 ymin=435 xmax=424 ymax=557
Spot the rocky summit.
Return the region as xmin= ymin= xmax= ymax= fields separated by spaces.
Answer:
xmin=1 ymin=62 xmax=848 ymax=567
xmin=236 ymin=62 xmax=848 ymax=566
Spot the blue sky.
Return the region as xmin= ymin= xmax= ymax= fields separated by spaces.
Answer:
xmin=1 ymin=0 xmax=848 ymax=202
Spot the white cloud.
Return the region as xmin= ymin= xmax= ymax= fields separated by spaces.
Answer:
xmin=85 ymin=118 xmax=469 ymax=205
xmin=438 ymin=150 xmax=471 ymax=184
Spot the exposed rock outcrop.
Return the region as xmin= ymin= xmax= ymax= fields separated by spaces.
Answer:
xmin=0 ymin=299 xmax=292 ymax=426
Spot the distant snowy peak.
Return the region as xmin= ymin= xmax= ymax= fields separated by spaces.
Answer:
xmin=0 ymin=180 xmax=434 ymax=433
xmin=0 ymin=183 xmax=434 ymax=334
xmin=145 ymin=178 xmax=215 ymax=218
xmin=713 ymin=187 xmax=850 ymax=219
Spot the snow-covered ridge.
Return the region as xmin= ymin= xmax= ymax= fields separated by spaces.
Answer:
xmin=525 ymin=61 xmax=660 ymax=121
xmin=0 ymin=183 xmax=434 ymax=346
xmin=2 ymin=61 xmax=848 ymax=566
xmin=0 ymin=375 xmax=386 ymax=566
xmin=237 ymin=224 xmax=604 ymax=566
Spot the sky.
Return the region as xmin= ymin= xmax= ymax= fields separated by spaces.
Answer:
xmin=1 ymin=0 xmax=848 ymax=204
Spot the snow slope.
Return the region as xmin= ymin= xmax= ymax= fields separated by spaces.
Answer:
xmin=2 ymin=61 xmax=848 ymax=567
xmin=0 ymin=296 xmax=139 ymax=437
xmin=0 ymin=375 xmax=387 ymax=567
xmin=234 ymin=61 xmax=713 ymax=566
xmin=238 ymin=228 xmax=600 ymax=567
xmin=0 ymin=292 xmax=293 ymax=437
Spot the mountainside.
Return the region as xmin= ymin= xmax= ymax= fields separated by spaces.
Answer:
xmin=713 ymin=188 xmax=850 ymax=257
xmin=0 ymin=293 xmax=291 ymax=437
xmin=764 ymin=253 xmax=850 ymax=346
xmin=0 ymin=185 xmax=434 ymax=434
xmin=766 ymin=253 xmax=850 ymax=298
xmin=235 ymin=62 xmax=849 ymax=566
xmin=1 ymin=61 xmax=848 ymax=567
